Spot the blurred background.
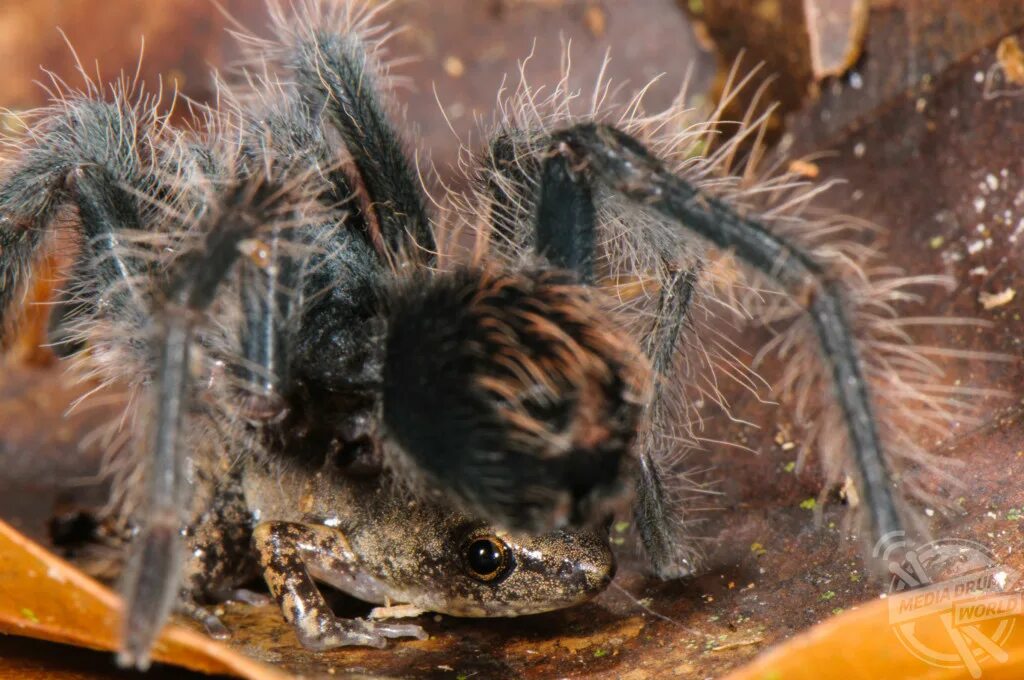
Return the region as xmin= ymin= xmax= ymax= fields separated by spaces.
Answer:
xmin=0 ymin=0 xmax=712 ymax=177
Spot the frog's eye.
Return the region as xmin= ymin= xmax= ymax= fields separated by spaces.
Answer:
xmin=462 ymin=535 xmax=514 ymax=583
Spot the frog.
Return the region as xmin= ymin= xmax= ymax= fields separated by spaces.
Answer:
xmin=174 ymin=452 xmax=617 ymax=650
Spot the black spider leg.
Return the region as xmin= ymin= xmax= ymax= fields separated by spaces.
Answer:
xmin=71 ymin=164 xmax=155 ymax=335
xmin=280 ymin=32 xmax=440 ymax=463
xmin=550 ymin=123 xmax=902 ymax=545
xmin=533 ymin=145 xmax=699 ymax=576
xmin=636 ymin=269 xmax=699 ymax=578
xmin=237 ymin=222 xmax=296 ymax=417
xmin=118 ymin=179 xmax=280 ymax=669
xmin=535 ymin=150 xmax=596 ymax=282
xmin=44 ymin=164 xmax=156 ymax=359
xmin=237 ymin=164 xmax=382 ymax=465
xmin=1 ymin=169 xmax=143 ymax=349
xmin=0 ymin=150 xmax=175 ymax=661
xmin=224 ymin=87 xmax=380 ymax=450
xmin=0 ymin=161 xmax=61 ymax=343
xmin=648 ymin=271 xmax=699 ymax=391
xmin=292 ymin=33 xmax=434 ymax=258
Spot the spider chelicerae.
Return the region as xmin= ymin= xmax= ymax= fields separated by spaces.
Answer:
xmin=0 ymin=0 xmax=977 ymax=670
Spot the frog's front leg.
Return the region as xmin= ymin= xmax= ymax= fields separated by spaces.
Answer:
xmin=252 ymin=521 xmax=428 ymax=650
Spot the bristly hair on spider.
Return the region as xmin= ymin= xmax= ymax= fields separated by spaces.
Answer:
xmin=0 ymin=0 xmax=1005 ymax=669
xmin=436 ymin=44 xmax=1006 ymax=574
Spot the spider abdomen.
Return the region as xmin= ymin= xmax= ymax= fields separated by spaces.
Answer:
xmin=382 ymin=266 xmax=651 ymax=532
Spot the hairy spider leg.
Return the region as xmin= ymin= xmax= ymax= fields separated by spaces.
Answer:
xmin=209 ymin=74 xmax=385 ymax=426
xmin=237 ymin=224 xmax=297 ymax=413
xmin=637 ymin=269 xmax=700 ymax=577
xmin=118 ymin=83 xmax=386 ymax=662
xmin=252 ymin=34 xmax=416 ymax=447
xmin=118 ymin=177 xmax=294 ymax=668
xmin=291 ymin=29 xmax=433 ymax=258
xmin=535 ymin=151 xmax=597 ymax=282
xmin=548 ymin=122 xmax=903 ymax=547
xmin=533 ymin=145 xmax=700 ymax=578
xmin=43 ymin=162 xmax=158 ymax=358
xmin=0 ymin=93 xmax=206 ymax=668
xmin=0 ymin=100 xmax=158 ymax=348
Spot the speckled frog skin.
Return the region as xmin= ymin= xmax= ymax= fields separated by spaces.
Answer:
xmin=179 ymin=456 xmax=615 ymax=650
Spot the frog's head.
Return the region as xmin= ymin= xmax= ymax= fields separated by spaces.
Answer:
xmin=334 ymin=478 xmax=615 ymax=618
xmin=395 ymin=519 xmax=616 ymax=617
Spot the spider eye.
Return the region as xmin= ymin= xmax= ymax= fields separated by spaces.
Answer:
xmin=463 ymin=535 xmax=513 ymax=582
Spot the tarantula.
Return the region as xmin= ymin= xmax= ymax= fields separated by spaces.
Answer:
xmin=0 ymin=0 xmax=972 ymax=669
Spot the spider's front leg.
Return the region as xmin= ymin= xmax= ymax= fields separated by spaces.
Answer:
xmin=252 ymin=521 xmax=427 ymax=649
xmin=118 ymin=175 xmax=312 ymax=667
xmin=0 ymin=92 xmax=229 ymax=667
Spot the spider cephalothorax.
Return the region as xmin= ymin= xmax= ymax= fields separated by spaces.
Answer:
xmin=0 ymin=0 xmax=981 ymax=669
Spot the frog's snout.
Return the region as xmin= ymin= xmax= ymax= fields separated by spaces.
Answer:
xmin=560 ymin=528 xmax=617 ymax=596
xmin=485 ymin=527 xmax=615 ymax=616
xmin=596 ymin=551 xmax=617 ymax=589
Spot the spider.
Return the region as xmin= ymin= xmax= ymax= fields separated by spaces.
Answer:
xmin=0 ymin=0 xmax=972 ymax=670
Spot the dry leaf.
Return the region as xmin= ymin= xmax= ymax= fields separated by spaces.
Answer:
xmin=0 ymin=519 xmax=287 ymax=679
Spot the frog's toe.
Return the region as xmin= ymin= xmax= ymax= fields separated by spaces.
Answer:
xmin=213 ymin=587 xmax=273 ymax=607
xmin=348 ymin=619 xmax=427 ymax=646
xmin=205 ymin=619 xmax=231 ymax=640
xmin=372 ymin=621 xmax=429 ymax=641
xmin=296 ymin=616 xmax=423 ymax=650
xmin=180 ymin=601 xmax=231 ymax=640
xmin=368 ymin=603 xmax=427 ymax=620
